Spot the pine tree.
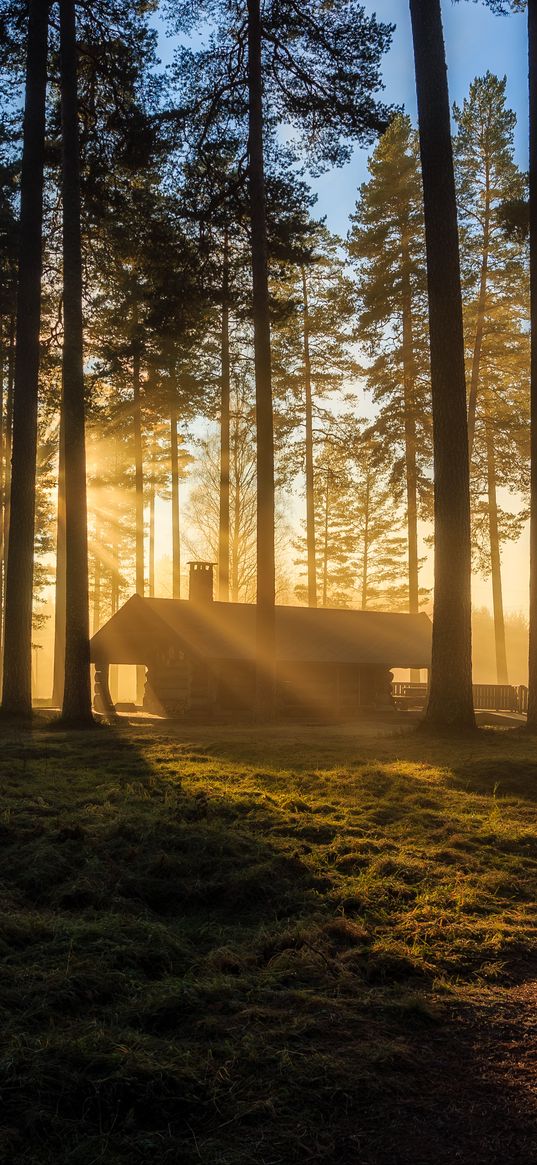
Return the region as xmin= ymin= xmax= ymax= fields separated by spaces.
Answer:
xmin=454 ymin=72 xmax=526 ymax=456
xmin=186 ymin=402 xmax=258 ymax=605
xmin=293 ymin=438 xmax=352 ymax=609
xmin=86 ymin=407 xmax=136 ymax=625
xmin=1 ymin=0 xmax=49 ymax=718
xmin=348 ymin=113 xmax=431 ymax=638
xmin=464 ymin=0 xmax=531 ymax=720
xmin=294 ymin=425 xmax=410 ymax=611
xmin=352 ymin=433 xmax=420 ymax=613
xmin=0 ymin=128 xmax=18 ymax=682
xmin=471 ymin=374 xmax=528 ymax=683
xmin=454 ymin=72 xmax=529 ymax=684
xmin=272 ymin=222 xmax=359 ymax=609
xmin=59 ymin=0 xmax=93 ymax=725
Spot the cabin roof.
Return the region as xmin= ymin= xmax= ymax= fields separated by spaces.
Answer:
xmin=90 ymin=595 xmax=432 ymax=669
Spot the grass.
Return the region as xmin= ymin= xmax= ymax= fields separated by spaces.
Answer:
xmin=0 ymin=716 xmax=537 ymax=1163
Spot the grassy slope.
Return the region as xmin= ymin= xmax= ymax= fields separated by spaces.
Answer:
xmin=1 ymin=717 xmax=537 ymax=1163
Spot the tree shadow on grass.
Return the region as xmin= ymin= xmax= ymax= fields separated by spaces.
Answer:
xmin=127 ymin=711 xmax=537 ymax=783
xmin=447 ymin=754 xmax=537 ymax=801
xmin=0 ymin=717 xmax=327 ymax=922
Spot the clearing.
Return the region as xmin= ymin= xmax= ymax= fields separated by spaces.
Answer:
xmin=1 ymin=716 xmax=537 ymax=1164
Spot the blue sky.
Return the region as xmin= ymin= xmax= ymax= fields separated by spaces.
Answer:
xmin=312 ymin=0 xmax=529 ymax=234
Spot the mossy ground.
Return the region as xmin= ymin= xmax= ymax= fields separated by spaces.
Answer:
xmin=1 ymin=716 xmax=537 ymax=1163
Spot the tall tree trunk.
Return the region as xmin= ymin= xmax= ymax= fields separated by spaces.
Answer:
xmin=170 ymin=398 xmax=181 ymax=599
xmin=527 ymin=0 xmax=537 ymax=728
xmin=219 ymin=226 xmax=231 ymax=602
xmin=485 ymin=414 xmax=508 ymax=685
xmin=302 ymin=266 xmax=317 ymax=608
xmin=247 ymin=0 xmax=276 ymax=710
xmin=59 ymin=0 xmax=92 ymax=725
xmin=149 ymin=471 xmax=155 ymax=597
xmin=400 ymin=231 xmax=419 ymax=616
xmin=1 ymin=0 xmax=48 ymax=717
xmin=132 ymin=317 xmax=144 ymax=704
xmin=361 ymin=473 xmax=370 ymax=611
xmin=231 ymin=409 xmax=240 ymax=602
xmin=133 ymin=337 xmax=144 ymax=599
xmin=0 ymin=334 xmax=5 ymax=681
xmin=409 ymin=0 xmax=475 ymax=730
xmin=400 ymin=225 xmax=420 ymax=679
xmin=110 ymin=486 xmax=119 ymax=705
xmin=322 ymin=465 xmax=330 ymax=608
xmin=52 ymin=413 xmax=66 ymax=708
xmin=467 ymin=168 xmax=491 ymax=461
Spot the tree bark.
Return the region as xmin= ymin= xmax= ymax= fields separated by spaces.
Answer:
xmin=231 ymin=408 xmax=240 ymax=602
xmin=322 ymin=465 xmax=330 ymax=608
xmin=361 ymin=471 xmax=370 ymax=611
xmin=0 ymin=334 xmax=4 ymax=680
xmin=149 ymin=472 xmax=155 ymax=597
xmin=132 ymin=315 xmax=144 ymax=704
xmin=302 ymin=266 xmax=317 ymax=608
xmin=132 ymin=339 xmax=144 ymax=600
xmin=485 ymin=414 xmax=508 ymax=685
xmin=110 ymin=476 xmax=119 ymax=705
xmin=51 ymin=412 xmax=66 ymax=708
xmin=527 ymin=0 xmax=537 ymax=728
xmin=247 ymin=0 xmax=276 ymax=710
xmin=219 ymin=227 xmax=231 ymax=602
xmin=400 ymin=229 xmax=420 ymax=614
xmin=400 ymin=224 xmax=420 ymax=680
xmin=170 ymin=398 xmax=181 ymax=599
xmin=1 ymin=0 xmax=48 ymax=717
xmin=59 ymin=0 xmax=92 ymax=725
xmin=409 ymin=0 xmax=475 ymax=730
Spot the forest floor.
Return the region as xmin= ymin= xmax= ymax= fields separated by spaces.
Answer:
xmin=1 ymin=714 xmax=537 ymax=1164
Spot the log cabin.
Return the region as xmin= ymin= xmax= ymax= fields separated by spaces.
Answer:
xmin=90 ymin=561 xmax=432 ymax=719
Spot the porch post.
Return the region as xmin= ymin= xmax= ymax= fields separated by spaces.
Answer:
xmin=94 ymin=661 xmax=116 ymax=716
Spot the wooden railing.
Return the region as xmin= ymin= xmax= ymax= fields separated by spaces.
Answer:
xmin=472 ymin=684 xmax=518 ymax=712
xmin=517 ymin=685 xmax=529 ymax=714
xmin=392 ymin=681 xmax=528 ymax=713
xmin=392 ymin=682 xmax=428 ymax=709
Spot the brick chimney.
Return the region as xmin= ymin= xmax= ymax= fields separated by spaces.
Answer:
xmin=188 ymin=561 xmax=215 ymax=605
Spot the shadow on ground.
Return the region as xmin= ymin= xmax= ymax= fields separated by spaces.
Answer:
xmin=356 ymin=985 xmax=537 ymax=1165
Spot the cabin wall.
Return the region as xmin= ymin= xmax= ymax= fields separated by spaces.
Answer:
xmin=144 ymin=649 xmax=192 ymax=716
xmin=144 ymin=651 xmax=221 ymax=718
xmin=213 ymin=661 xmax=256 ymax=711
xmin=110 ymin=653 xmax=396 ymax=720
xmin=276 ymin=663 xmax=394 ymax=718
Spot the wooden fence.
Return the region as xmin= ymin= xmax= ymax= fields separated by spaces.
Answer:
xmin=392 ymin=681 xmax=528 ymax=713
